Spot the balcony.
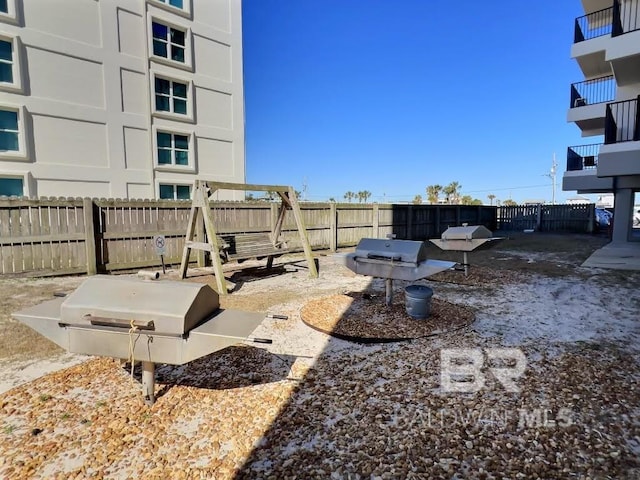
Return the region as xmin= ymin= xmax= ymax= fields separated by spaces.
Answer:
xmin=572 ymin=1 xmax=640 ymax=79
xmin=567 ymin=143 xmax=602 ymax=171
xmin=604 ymin=97 xmax=640 ymax=144
xmin=563 ymin=143 xmax=614 ymax=192
xmin=574 ymin=7 xmax=614 ymax=43
xmin=568 ymin=75 xmax=615 ymax=135
xmin=597 ymin=97 xmax=640 ymax=177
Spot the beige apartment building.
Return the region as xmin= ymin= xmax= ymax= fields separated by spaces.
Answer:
xmin=562 ymin=0 xmax=640 ymax=242
xmin=0 ymin=0 xmax=245 ymax=200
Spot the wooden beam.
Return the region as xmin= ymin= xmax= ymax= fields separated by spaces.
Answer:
xmin=287 ymin=187 xmax=318 ymax=278
xmin=203 ymin=181 xmax=291 ymax=195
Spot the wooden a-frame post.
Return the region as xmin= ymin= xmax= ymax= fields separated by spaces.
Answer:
xmin=179 ymin=180 xmax=318 ymax=294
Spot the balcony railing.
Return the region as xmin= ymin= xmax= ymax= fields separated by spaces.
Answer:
xmin=567 ymin=144 xmax=602 ymax=171
xmin=574 ymin=0 xmax=638 ymax=43
xmin=613 ymin=0 xmax=640 ymax=36
xmin=574 ymin=6 xmax=614 ymax=42
xmin=604 ymin=97 xmax=640 ymax=144
xmin=569 ymin=75 xmax=616 ymax=108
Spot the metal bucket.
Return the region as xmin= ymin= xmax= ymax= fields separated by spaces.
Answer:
xmin=404 ymin=285 xmax=433 ymax=319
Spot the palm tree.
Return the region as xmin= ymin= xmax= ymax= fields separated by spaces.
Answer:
xmin=487 ymin=194 xmax=496 ymax=206
xmin=426 ymin=184 xmax=442 ymax=204
xmin=413 ymin=194 xmax=423 ymax=204
xmin=503 ymin=199 xmax=517 ymax=207
xmin=344 ymin=191 xmax=355 ymax=203
xmin=328 ymin=197 xmax=336 ymax=203
xmin=358 ymin=190 xmax=372 ymax=203
xmin=444 ymin=181 xmax=461 ymax=204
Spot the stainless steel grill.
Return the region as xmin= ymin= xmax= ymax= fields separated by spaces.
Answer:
xmin=13 ymin=276 xmax=266 ymax=405
xmin=429 ymin=225 xmax=504 ymax=275
xmin=337 ymin=236 xmax=455 ymax=305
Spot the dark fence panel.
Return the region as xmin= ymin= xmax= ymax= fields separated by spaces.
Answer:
xmin=497 ymin=204 xmax=595 ymax=233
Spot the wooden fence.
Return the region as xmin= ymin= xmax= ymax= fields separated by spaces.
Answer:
xmin=1 ymin=198 xmax=596 ymax=277
xmin=0 ymin=198 xmax=497 ymax=276
xmin=496 ymin=203 xmax=595 ymax=233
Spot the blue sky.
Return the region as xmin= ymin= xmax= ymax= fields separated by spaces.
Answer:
xmin=242 ymin=0 xmax=592 ymax=204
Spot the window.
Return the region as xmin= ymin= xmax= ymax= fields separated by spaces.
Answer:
xmin=0 ymin=106 xmax=28 ymax=160
xmin=152 ymin=22 xmax=185 ymax=63
xmin=0 ymin=108 xmax=18 ymax=151
xmin=152 ymin=74 xmax=193 ymax=121
xmin=159 ymin=183 xmax=190 ymax=200
xmin=0 ymin=0 xmax=18 ymax=24
xmin=157 ymin=131 xmax=189 ymax=166
xmin=0 ymin=176 xmax=22 ymax=196
xmin=148 ymin=0 xmax=191 ymax=19
xmin=162 ymin=0 xmax=183 ymax=8
xmin=0 ymin=38 xmax=13 ymax=83
xmin=155 ymin=77 xmax=186 ymax=114
xmin=0 ymin=36 xmax=22 ymax=92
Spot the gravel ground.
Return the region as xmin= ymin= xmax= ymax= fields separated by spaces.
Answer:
xmin=1 ymin=239 xmax=640 ymax=479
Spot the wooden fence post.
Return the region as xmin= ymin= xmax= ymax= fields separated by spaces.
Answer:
xmin=372 ymin=204 xmax=379 ymax=238
xmin=329 ymin=202 xmax=337 ymax=252
xmin=83 ymin=198 xmax=97 ymax=275
xmin=536 ymin=204 xmax=542 ymax=231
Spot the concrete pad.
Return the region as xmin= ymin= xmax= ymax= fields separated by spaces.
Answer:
xmin=582 ymin=242 xmax=640 ymax=270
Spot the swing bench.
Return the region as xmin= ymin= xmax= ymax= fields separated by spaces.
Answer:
xmin=179 ymin=180 xmax=318 ymax=294
xmin=216 ymin=232 xmax=289 ymax=263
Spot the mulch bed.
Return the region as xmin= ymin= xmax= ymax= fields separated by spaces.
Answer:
xmin=300 ymin=292 xmax=474 ymax=343
xmin=427 ymin=265 xmax=523 ymax=286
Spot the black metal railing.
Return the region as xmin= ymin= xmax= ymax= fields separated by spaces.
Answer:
xmin=604 ymin=97 xmax=640 ymax=144
xmin=566 ymin=144 xmax=602 ymax=171
xmin=613 ymin=0 xmax=640 ymax=36
xmin=569 ymin=75 xmax=616 ymax=108
xmin=574 ymin=6 xmax=614 ymax=42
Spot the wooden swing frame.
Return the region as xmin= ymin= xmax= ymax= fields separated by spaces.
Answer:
xmin=179 ymin=180 xmax=318 ymax=294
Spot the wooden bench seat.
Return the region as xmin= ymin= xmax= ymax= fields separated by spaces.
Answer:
xmin=217 ymin=233 xmax=288 ymax=262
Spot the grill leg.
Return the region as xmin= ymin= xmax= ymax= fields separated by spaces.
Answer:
xmin=463 ymin=252 xmax=469 ymax=277
xmin=142 ymin=361 xmax=155 ymax=406
xmin=385 ymin=278 xmax=393 ymax=306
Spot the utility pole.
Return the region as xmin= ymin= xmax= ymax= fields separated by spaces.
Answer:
xmin=543 ymin=153 xmax=558 ymax=205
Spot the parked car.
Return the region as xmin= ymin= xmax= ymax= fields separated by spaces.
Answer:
xmin=595 ymin=208 xmax=613 ymax=230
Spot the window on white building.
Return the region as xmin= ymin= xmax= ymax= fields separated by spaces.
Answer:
xmin=0 ymin=106 xmax=27 ymax=159
xmin=0 ymin=108 xmax=19 ymax=151
xmin=0 ymin=35 xmax=22 ymax=92
xmin=0 ymin=176 xmax=23 ymax=196
xmin=154 ymin=76 xmax=188 ymax=115
xmin=152 ymin=21 xmax=186 ymax=63
xmin=148 ymin=0 xmax=190 ymax=18
xmin=157 ymin=131 xmax=189 ymax=166
xmin=0 ymin=0 xmax=18 ymax=23
xmin=0 ymin=39 xmax=13 ymax=84
xmin=159 ymin=183 xmax=190 ymax=200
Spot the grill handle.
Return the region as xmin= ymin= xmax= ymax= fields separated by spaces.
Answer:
xmin=366 ymin=253 xmax=402 ymax=262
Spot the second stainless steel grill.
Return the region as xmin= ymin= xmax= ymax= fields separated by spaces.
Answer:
xmin=338 ymin=237 xmax=455 ymax=305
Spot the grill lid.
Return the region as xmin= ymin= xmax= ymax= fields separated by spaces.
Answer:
xmin=353 ymin=238 xmax=427 ymax=264
xmin=440 ymin=225 xmax=492 ymax=241
xmin=59 ymin=276 xmax=220 ymax=335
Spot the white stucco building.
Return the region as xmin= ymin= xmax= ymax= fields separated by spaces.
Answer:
xmin=0 ymin=0 xmax=245 ymax=200
xmin=562 ymin=0 xmax=640 ymax=242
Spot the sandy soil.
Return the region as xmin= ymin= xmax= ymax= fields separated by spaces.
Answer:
xmin=1 ymin=234 xmax=639 ymax=478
